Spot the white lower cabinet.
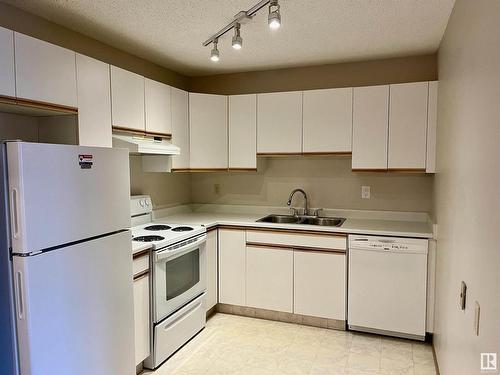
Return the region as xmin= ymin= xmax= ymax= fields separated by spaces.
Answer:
xmin=133 ymin=273 xmax=150 ymax=366
xmin=218 ymin=229 xmax=246 ymax=306
xmin=246 ymin=246 xmax=293 ymax=313
xmin=293 ymin=250 xmax=346 ymax=320
xmin=205 ymin=229 xmax=218 ymax=312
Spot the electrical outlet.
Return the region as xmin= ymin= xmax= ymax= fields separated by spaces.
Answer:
xmin=214 ymin=183 xmax=220 ymax=195
xmin=460 ymin=281 xmax=467 ymax=310
xmin=361 ymin=186 xmax=371 ymax=199
xmin=474 ymin=301 xmax=480 ymax=336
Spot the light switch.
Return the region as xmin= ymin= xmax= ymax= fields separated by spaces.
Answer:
xmin=214 ymin=183 xmax=221 ymax=194
xmin=361 ymin=186 xmax=371 ymax=199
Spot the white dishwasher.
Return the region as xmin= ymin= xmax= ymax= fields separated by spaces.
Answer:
xmin=348 ymin=235 xmax=428 ymax=340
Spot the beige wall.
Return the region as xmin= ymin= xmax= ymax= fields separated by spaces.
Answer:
xmin=191 ymin=157 xmax=433 ymax=212
xmin=129 ymin=155 xmax=191 ymax=208
xmin=0 ymin=2 xmax=189 ymax=90
xmin=433 ymin=1 xmax=500 ymax=374
xmin=188 ymin=54 xmax=437 ymax=95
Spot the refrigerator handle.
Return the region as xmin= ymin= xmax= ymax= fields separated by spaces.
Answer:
xmin=15 ymin=271 xmax=25 ymax=320
xmin=10 ymin=188 xmax=19 ymax=239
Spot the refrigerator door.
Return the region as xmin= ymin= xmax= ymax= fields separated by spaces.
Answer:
xmin=7 ymin=142 xmax=131 ymax=254
xmin=13 ymin=231 xmax=135 ymax=375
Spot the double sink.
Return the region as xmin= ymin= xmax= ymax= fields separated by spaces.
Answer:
xmin=257 ymin=214 xmax=346 ymax=227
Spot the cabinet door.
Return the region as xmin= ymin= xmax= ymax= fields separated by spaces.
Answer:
xmin=189 ymin=93 xmax=228 ymax=169
xmin=352 ymin=85 xmax=389 ymax=170
xmin=229 ymin=94 xmax=257 ymax=169
xmin=294 ymin=251 xmax=346 ymax=320
xmin=303 ymin=88 xmax=352 ymax=153
xmin=76 ymin=54 xmax=112 ymax=147
xmin=246 ymin=246 xmax=293 ymax=313
xmin=205 ymin=229 xmax=218 ymax=311
xmin=0 ymin=26 xmax=15 ymax=98
xmin=14 ymin=32 xmax=77 ymax=107
xmin=388 ymin=82 xmax=429 ymax=170
xmin=171 ymin=88 xmax=190 ymax=170
xmin=218 ymin=229 xmax=245 ymax=306
xmin=145 ymin=78 xmax=172 ymax=136
xmin=133 ymin=274 xmax=150 ymax=366
xmin=110 ymin=66 xmax=145 ymax=131
xmin=426 ymin=81 xmax=438 ymax=173
xmin=257 ymin=91 xmax=302 ymax=154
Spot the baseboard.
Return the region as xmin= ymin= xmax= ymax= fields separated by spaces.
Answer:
xmin=432 ymin=343 xmax=441 ymax=375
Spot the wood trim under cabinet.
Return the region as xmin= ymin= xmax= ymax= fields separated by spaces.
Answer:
xmin=246 ymin=241 xmax=346 ymax=254
xmin=227 ymin=168 xmax=258 ymax=172
xmin=352 ymin=168 xmax=388 ymax=173
xmin=14 ymin=97 xmax=78 ymax=114
xmin=257 ymin=152 xmax=303 ymax=157
xmin=302 ymin=152 xmax=352 ymax=156
xmin=112 ymin=126 xmax=172 ymax=139
xmin=0 ymin=95 xmax=17 ymax=105
xmin=132 ymin=249 xmax=150 ymax=260
xmin=133 ymin=269 xmax=149 ymax=281
xmin=387 ymin=168 xmax=427 ymax=173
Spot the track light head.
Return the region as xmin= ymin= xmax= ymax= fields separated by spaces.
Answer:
xmin=210 ymin=39 xmax=220 ymax=62
xmin=268 ymin=0 xmax=281 ymax=30
xmin=232 ymin=23 xmax=243 ymax=50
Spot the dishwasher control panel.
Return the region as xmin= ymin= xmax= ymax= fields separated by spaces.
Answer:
xmin=349 ymin=235 xmax=428 ymax=254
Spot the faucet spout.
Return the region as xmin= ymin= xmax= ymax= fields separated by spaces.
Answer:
xmin=287 ymin=188 xmax=308 ymax=214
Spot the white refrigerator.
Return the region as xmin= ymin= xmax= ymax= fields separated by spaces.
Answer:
xmin=0 ymin=141 xmax=135 ymax=375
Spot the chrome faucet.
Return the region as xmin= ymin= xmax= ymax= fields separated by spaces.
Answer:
xmin=287 ymin=188 xmax=308 ymax=215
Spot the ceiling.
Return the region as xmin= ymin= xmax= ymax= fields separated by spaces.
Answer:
xmin=5 ymin=0 xmax=455 ymax=76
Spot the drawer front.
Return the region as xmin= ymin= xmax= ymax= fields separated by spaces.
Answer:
xmin=246 ymin=230 xmax=346 ymax=251
xmin=133 ymin=253 xmax=149 ymax=277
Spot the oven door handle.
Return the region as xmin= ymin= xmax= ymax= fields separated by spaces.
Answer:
xmin=155 ymin=235 xmax=206 ymax=262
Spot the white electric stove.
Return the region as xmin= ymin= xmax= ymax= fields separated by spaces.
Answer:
xmin=130 ymin=195 xmax=207 ymax=370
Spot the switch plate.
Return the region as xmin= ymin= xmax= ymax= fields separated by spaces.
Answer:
xmin=460 ymin=281 xmax=467 ymax=310
xmin=214 ymin=183 xmax=220 ymax=194
xmin=474 ymin=301 xmax=480 ymax=336
xmin=361 ymin=186 xmax=371 ymax=199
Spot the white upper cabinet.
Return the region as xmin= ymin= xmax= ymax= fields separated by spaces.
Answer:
xmin=171 ymin=88 xmax=190 ymax=170
xmin=388 ymin=82 xmax=429 ymax=170
xmin=257 ymin=91 xmax=303 ymax=154
xmin=229 ymin=94 xmax=257 ymax=169
xmin=0 ymin=27 xmax=15 ymax=98
xmin=145 ymin=78 xmax=172 ymax=136
xmin=352 ymin=85 xmax=389 ymax=170
xmin=76 ymin=54 xmax=112 ymax=147
xmin=426 ymin=81 xmax=438 ymax=173
xmin=14 ymin=33 xmax=77 ymax=108
xmin=303 ymin=88 xmax=353 ymax=153
xmin=189 ymin=93 xmax=228 ymax=169
xmin=110 ymin=66 xmax=145 ymax=131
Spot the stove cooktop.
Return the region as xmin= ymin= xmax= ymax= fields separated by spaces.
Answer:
xmin=131 ymin=222 xmax=206 ymax=249
xmin=172 ymin=226 xmax=194 ymax=232
xmin=133 ymin=235 xmax=165 ymax=242
xmin=144 ymin=224 xmax=172 ymax=231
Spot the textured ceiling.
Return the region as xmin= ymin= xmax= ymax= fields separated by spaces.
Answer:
xmin=5 ymin=0 xmax=455 ymax=76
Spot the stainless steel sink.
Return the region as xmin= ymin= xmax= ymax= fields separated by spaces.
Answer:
xmin=257 ymin=214 xmax=302 ymax=224
xmin=257 ymin=214 xmax=346 ymax=227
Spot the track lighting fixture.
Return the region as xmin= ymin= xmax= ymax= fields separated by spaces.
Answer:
xmin=210 ymin=39 xmax=219 ymax=62
xmin=203 ymin=0 xmax=283 ymax=61
xmin=232 ymin=23 xmax=243 ymax=50
xmin=268 ymin=0 xmax=281 ymax=30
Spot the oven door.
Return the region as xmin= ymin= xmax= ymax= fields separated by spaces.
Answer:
xmin=153 ymin=234 xmax=206 ymax=323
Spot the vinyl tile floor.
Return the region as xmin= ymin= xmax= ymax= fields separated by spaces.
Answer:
xmin=144 ymin=313 xmax=437 ymax=375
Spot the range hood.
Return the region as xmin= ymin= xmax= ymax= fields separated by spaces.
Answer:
xmin=112 ymin=134 xmax=180 ymax=155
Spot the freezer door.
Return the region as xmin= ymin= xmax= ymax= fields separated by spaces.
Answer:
xmin=13 ymin=231 xmax=135 ymax=375
xmin=7 ymin=142 xmax=131 ymax=254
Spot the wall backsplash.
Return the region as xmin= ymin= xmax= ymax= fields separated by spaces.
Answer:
xmin=129 ymin=155 xmax=191 ymax=208
xmin=190 ymin=157 xmax=434 ymax=213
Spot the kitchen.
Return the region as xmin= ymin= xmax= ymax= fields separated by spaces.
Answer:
xmin=0 ymin=1 xmax=498 ymax=375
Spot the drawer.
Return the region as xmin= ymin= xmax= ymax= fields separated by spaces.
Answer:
xmin=133 ymin=252 xmax=150 ymax=277
xmin=246 ymin=229 xmax=346 ymax=251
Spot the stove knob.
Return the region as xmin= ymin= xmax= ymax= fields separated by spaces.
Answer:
xmin=145 ymin=200 xmax=150 ymax=206
xmin=139 ymin=199 xmax=145 ymax=207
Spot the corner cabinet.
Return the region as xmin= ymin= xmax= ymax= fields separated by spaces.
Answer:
xmin=145 ymin=78 xmax=172 ymax=137
xmin=171 ymin=88 xmax=190 ymax=170
xmin=110 ymin=66 xmax=145 ymax=131
xmin=352 ymin=85 xmax=389 ymax=171
xmin=76 ymin=54 xmax=112 ymax=147
xmin=229 ymin=94 xmax=257 ymax=170
xmin=205 ymin=229 xmax=218 ymax=312
xmin=0 ymin=26 xmax=15 ymax=98
xmin=257 ymin=91 xmax=303 ymax=155
xmin=388 ymin=82 xmax=429 ymax=171
xmin=189 ymin=93 xmax=228 ymax=170
xmin=14 ymin=32 xmax=77 ymax=108
xmin=302 ymin=87 xmax=353 ymax=154
xmin=218 ymin=229 xmax=246 ymax=306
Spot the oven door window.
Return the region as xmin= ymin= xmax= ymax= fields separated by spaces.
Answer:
xmin=165 ymin=249 xmax=200 ymax=301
